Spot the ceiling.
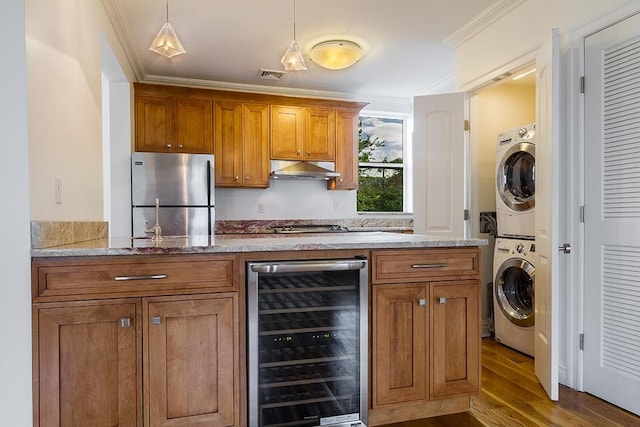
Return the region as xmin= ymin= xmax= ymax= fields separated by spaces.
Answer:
xmin=108 ymin=0 xmax=505 ymax=101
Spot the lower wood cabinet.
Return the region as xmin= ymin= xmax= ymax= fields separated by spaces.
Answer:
xmin=35 ymin=300 xmax=141 ymax=427
xmin=369 ymin=248 xmax=481 ymax=425
xmin=32 ymin=255 xmax=241 ymax=427
xmin=145 ymin=294 xmax=238 ymax=427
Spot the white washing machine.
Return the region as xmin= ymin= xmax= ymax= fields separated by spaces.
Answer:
xmin=493 ymin=237 xmax=535 ymax=356
xmin=496 ymin=123 xmax=536 ymax=238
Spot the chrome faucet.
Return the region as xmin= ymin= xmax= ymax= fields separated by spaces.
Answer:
xmin=144 ymin=198 xmax=162 ymax=241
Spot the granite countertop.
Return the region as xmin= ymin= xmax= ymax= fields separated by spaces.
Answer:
xmin=31 ymin=232 xmax=488 ymax=257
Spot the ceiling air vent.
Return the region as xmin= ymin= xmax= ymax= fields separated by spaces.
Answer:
xmin=258 ymin=69 xmax=286 ymax=81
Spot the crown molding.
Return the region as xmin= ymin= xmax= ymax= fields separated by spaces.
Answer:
xmin=443 ymin=0 xmax=527 ymax=48
xmin=101 ymin=0 xmax=145 ymax=81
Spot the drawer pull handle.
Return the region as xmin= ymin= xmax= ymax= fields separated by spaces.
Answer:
xmin=152 ymin=316 xmax=162 ymax=325
xmin=439 ymin=297 xmax=447 ymax=304
xmin=418 ymin=299 xmax=426 ymax=306
xmin=120 ymin=318 xmax=131 ymax=328
xmin=114 ymin=274 xmax=168 ymax=281
xmin=411 ymin=263 xmax=448 ymax=269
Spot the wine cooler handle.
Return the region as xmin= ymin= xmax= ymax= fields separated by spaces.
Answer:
xmin=250 ymin=259 xmax=367 ymax=273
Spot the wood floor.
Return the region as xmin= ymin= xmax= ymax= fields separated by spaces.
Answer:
xmin=384 ymin=338 xmax=640 ymax=426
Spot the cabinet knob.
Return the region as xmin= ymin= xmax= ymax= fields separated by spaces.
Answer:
xmin=306 ymin=151 xmax=311 ymax=156
xmin=152 ymin=316 xmax=162 ymax=325
xmin=438 ymin=297 xmax=447 ymax=304
xmin=418 ymin=299 xmax=426 ymax=306
xmin=339 ymin=178 xmax=344 ymax=183
xmin=120 ymin=318 xmax=131 ymax=328
xmin=296 ymin=150 xmax=302 ymax=156
xmin=178 ymin=144 xmax=183 ymax=149
xmin=234 ymin=176 xmax=239 ymax=181
xmin=246 ymin=176 xmax=250 ymax=180
xmin=166 ymin=144 xmax=172 ymax=148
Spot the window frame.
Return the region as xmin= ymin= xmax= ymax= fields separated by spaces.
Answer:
xmin=357 ymin=111 xmax=413 ymax=215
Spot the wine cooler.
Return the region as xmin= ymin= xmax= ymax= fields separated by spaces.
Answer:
xmin=247 ymin=258 xmax=368 ymax=427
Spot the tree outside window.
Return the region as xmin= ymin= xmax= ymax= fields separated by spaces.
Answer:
xmin=357 ymin=116 xmax=405 ymax=212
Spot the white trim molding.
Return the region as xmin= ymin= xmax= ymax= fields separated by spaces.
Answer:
xmin=443 ymin=0 xmax=527 ymax=48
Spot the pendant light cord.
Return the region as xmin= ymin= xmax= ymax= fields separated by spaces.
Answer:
xmin=293 ymin=0 xmax=297 ymax=40
xmin=165 ymin=0 xmax=169 ymax=23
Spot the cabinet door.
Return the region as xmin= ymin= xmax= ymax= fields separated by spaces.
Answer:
xmin=304 ymin=108 xmax=336 ymax=161
xmin=136 ymin=95 xmax=174 ymax=152
xmin=35 ymin=301 xmax=141 ymax=427
xmin=430 ymin=281 xmax=480 ymax=399
xmin=372 ymin=284 xmax=428 ymax=407
xmin=271 ymin=105 xmax=304 ymax=160
xmin=175 ymin=98 xmax=213 ymax=154
xmin=329 ymin=109 xmax=359 ymax=190
xmin=242 ymin=103 xmax=270 ymax=187
xmin=214 ymin=101 xmax=243 ymax=186
xmin=146 ymin=294 xmax=238 ymax=427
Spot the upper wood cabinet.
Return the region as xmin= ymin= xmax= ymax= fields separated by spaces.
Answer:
xmin=214 ymin=101 xmax=270 ymax=188
xmin=329 ymin=109 xmax=360 ymax=190
xmin=134 ymin=83 xmax=367 ymax=189
xmin=136 ymin=95 xmax=174 ymax=153
xmin=135 ymin=93 xmax=212 ymax=154
xmin=174 ymin=98 xmax=213 ymax=154
xmin=271 ymin=105 xmax=336 ymax=161
xmin=270 ymin=105 xmax=305 ymax=160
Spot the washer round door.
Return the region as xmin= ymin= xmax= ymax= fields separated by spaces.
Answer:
xmin=497 ymin=142 xmax=535 ymax=212
xmin=495 ymin=258 xmax=535 ymax=327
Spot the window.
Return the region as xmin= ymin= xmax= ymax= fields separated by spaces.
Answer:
xmin=357 ymin=115 xmax=408 ymax=213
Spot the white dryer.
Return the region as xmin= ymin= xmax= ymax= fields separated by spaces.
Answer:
xmin=493 ymin=237 xmax=535 ymax=356
xmin=496 ymin=123 xmax=536 ymax=238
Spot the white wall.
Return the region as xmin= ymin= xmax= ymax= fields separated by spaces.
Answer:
xmin=455 ymin=0 xmax=630 ymax=88
xmin=0 ymin=0 xmax=32 ymax=424
xmin=469 ymin=83 xmax=536 ymax=335
xmin=26 ymin=0 xmax=133 ymax=221
xmin=215 ymin=181 xmax=359 ymax=220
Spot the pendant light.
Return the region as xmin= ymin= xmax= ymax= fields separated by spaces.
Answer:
xmin=149 ymin=0 xmax=186 ymax=58
xmin=280 ymin=0 xmax=307 ymax=71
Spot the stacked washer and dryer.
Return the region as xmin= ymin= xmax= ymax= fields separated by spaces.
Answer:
xmin=493 ymin=123 xmax=536 ymax=357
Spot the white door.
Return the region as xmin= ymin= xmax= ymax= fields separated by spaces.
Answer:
xmin=413 ymin=93 xmax=468 ymax=238
xmin=534 ymin=28 xmax=560 ymax=401
xmin=583 ymin=12 xmax=640 ymax=415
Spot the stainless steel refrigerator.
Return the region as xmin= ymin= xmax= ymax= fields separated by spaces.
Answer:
xmin=131 ymin=152 xmax=215 ymax=237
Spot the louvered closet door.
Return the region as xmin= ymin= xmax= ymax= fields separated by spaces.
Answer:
xmin=584 ymin=11 xmax=640 ymax=416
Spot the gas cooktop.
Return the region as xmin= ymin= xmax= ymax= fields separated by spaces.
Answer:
xmin=271 ymin=224 xmax=349 ymax=234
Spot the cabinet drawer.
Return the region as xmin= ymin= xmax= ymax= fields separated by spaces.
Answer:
xmin=33 ymin=254 xmax=237 ymax=301
xmin=371 ymin=248 xmax=479 ymax=284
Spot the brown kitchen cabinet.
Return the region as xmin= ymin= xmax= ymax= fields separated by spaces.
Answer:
xmin=145 ymin=294 xmax=238 ymax=427
xmin=34 ymin=299 xmax=141 ymax=427
xmin=214 ymin=101 xmax=270 ymax=188
xmin=369 ymin=248 xmax=481 ymax=426
xmin=32 ymin=254 xmax=241 ymax=427
xmin=329 ymin=109 xmax=360 ymax=190
xmin=135 ymin=93 xmax=212 ymax=154
xmin=271 ymin=105 xmax=336 ymax=161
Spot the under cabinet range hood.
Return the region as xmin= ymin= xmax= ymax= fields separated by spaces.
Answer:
xmin=270 ymin=160 xmax=341 ymax=180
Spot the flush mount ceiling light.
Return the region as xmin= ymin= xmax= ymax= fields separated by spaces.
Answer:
xmin=149 ymin=0 xmax=186 ymax=58
xmin=280 ymin=0 xmax=307 ymax=71
xmin=309 ymin=40 xmax=362 ymax=70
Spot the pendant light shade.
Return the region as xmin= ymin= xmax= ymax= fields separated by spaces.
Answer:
xmin=281 ymin=0 xmax=307 ymax=71
xmin=281 ymin=40 xmax=307 ymax=71
xmin=149 ymin=0 xmax=186 ymax=58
